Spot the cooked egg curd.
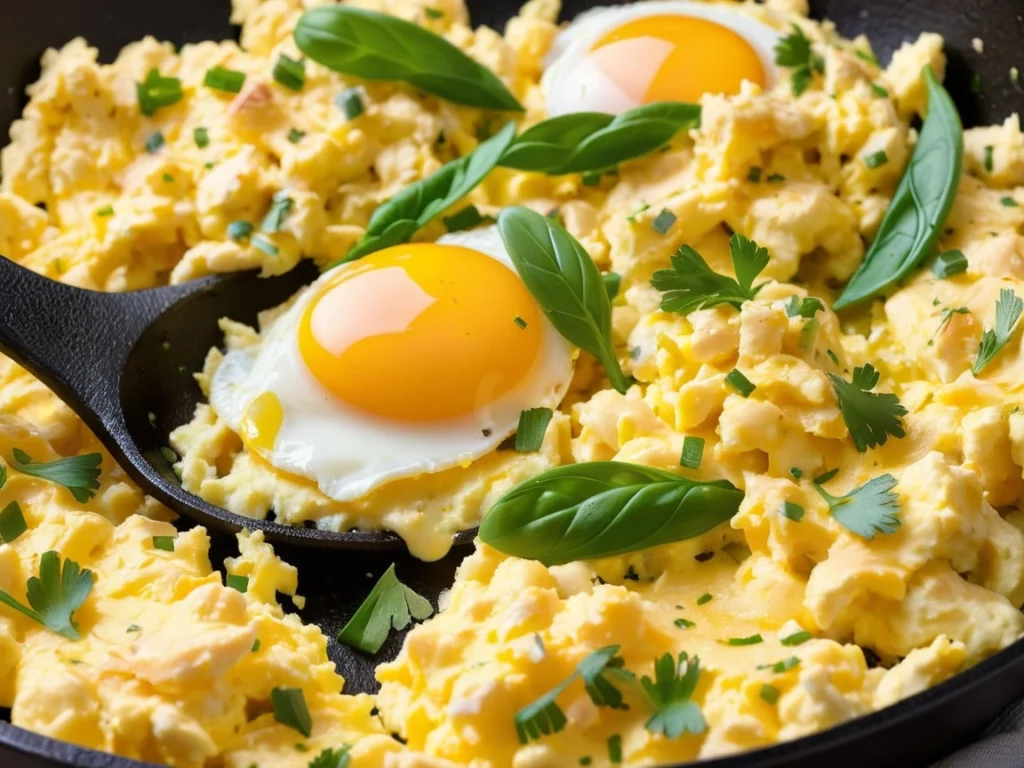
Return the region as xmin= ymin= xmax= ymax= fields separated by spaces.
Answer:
xmin=3 ymin=0 xmax=1024 ymax=766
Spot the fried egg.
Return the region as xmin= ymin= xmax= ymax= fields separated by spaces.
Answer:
xmin=208 ymin=227 xmax=574 ymax=502
xmin=542 ymin=1 xmax=782 ymax=116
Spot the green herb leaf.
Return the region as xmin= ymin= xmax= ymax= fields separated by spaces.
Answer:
xmin=499 ymin=102 xmax=700 ymax=175
xmin=194 ymin=126 xmax=210 ymax=148
xmin=443 ymin=204 xmax=490 ymax=233
xmin=337 ymin=564 xmax=433 ymax=654
xmin=515 ymin=408 xmax=553 ymax=452
xmin=0 ymin=501 xmax=27 ymax=543
xmin=781 ymin=630 xmax=814 ymax=646
xmin=864 ymin=150 xmax=888 ymax=168
xmin=697 ymin=593 xmax=712 ymax=605
xmin=288 ymin=128 xmax=306 ymax=144
xmin=760 ymin=684 xmax=780 ymax=705
xmin=515 ymin=645 xmax=632 ymax=743
xmin=137 ymin=68 xmax=183 ymax=116
xmin=932 ymin=249 xmax=967 ymax=278
xmin=0 ymin=551 xmax=93 ymax=640
xmin=870 ymin=83 xmax=889 ymax=98
xmin=1002 ymin=196 xmax=1018 ymax=207
xmin=747 ymin=166 xmax=762 ymax=182
xmin=827 ymin=364 xmax=907 ymax=452
xmin=774 ymin=24 xmax=824 ymax=95
xmin=204 ymin=66 xmax=246 ymax=93
xmin=674 ymin=617 xmax=695 ymax=629
xmin=228 ymin=220 xmax=254 ymax=242
xmin=722 ymin=634 xmax=763 ymax=646
xmin=336 ymin=87 xmax=365 ymax=120
xmin=226 ymin=574 xmax=249 ymax=593
xmin=641 ymin=652 xmax=706 ymax=738
xmin=652 ymin=233 xmax=770 ymax=315
xmin=602 ymin=272 xmax=622 ymax=301
xmin=145 ymin=131 xmax=165 ymax=154
xmin=272 ymin=687 xmax=312 ymax=737
xmin=785 ymin=296 xmax=824 ymax=318
xmin=985 ymin=145 xmax=994 ymax=173
xmin=11 ymin=449 xmax=101 ymax=503
xmin=262 ymin=192 xmax=294 ymax=233
xmin=479 ymin=461 xmax=743 ymax=566
xmin=814 ymin=473 xmax=901 ymax=539
xmin=651 ymin=209 xmax=677 ymax=235
xmin=974 ymin=288 xmax=1024 ymax=374
xmin=780 ymin=501 xmax=805 ymax=522
xmin=309 ymin=746 xmax=352 ymax=768
xmin=497 ymin=205 xmax=630 ymax=394
xmin=295 ymin=6 xmax=523 ymax=111
xmin=679 ymin=436 xmax=704 ymax=470
xmin=608 ymin=734 xmax=623 ymax=764
xmin=273 ymin=54 xmax=306 ymax=91
xmin=337 ymin=121 xmax=516 ymax=265
xmin=152 ymin=535 xmax=176 ymax=552
xmin=758 ymin=656 xmax=801 ymax=673
xmin=834 ymin=67 xmax=963 ymax=308
xmin=252 ymin=235 xmax=279 ymax=257
xmin=725 ymin=369 xmax=756 ymax=398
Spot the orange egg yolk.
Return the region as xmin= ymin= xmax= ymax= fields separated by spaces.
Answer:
xmin=298 ymin=243 xmax=544 ymax=422
xmin=591 ymin=15 xmax=766 ymax=104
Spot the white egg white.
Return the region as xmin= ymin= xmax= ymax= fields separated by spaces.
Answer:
xmin=543 ymin=1 xmax=784 ymax=116
xmin=209 ymin=226 xmax=575 ymax=503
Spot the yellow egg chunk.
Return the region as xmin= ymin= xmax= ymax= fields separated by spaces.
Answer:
xmin=3 ymin=0 xmax=1024 ymax=766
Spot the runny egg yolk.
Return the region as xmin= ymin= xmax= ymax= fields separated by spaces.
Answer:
xmin=298 ymin=243 xmax=544 ymax=422
xmin=240 ymin=391 xmax=283 ymax=457
xmin=591 ymin=15 xmax=766 ymax=104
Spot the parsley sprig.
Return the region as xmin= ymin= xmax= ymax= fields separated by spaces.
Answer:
xmin=0 ymin=551 xmax=94 ymax=639
xmin=774 ymin=24 xmax=825 ymax=95
xmin=652 ymin=233 xmax=770 ymax=315
xmin=973 ymin=288 xmax=1023 ymax=374
xmin=641 ymin=652 xmax=706 ymax=738
xmin=814 ymin=474 xmax=902 ymax=539
xmin=337 ymin=564 xmax=433 ymax=654
xmin=515 ymin=645 xmax=633 ymax=744
xmin=11 ymin=449 xmax=102 ymax=502
xmin=827 ymin=365 xmax=907 ymax=452
xmin=309 ymin=745 xmax=352 ymax=768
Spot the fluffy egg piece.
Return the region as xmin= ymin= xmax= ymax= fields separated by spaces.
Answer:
xmin=208 ymin=226 xmax=575 ymax=502
xmin=543 ymin=1 xmax=783 ymax=116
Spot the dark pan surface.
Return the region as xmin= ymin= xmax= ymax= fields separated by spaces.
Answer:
xmin=2 ymin=1 xmax=1024 ymax=767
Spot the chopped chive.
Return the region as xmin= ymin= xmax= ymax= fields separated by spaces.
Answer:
xmin=514 ymin=316 xmax=527 ymax=329
xmin=203 ymin=66 xmax=246 ymax=94
xmin=854 ymin=49 xmax=880 ymax=67
xmin=228 ymin=220 xmax=253 ymax=242
xmin=287 ymin=127 xmax=306 ymax=144
xmin=162 ymin=173 xmax=174 ymax=183
xmin=766 ymin=173 xmax=786 ymax=183
xmin=580 ymin=759 xmax=592 ymax=767
xmin=442 ymin=204 xmax=490 ymax=233
xmin=674 ymin=617 xmax=695 ymax=629
xmin=651 ymin=209 xmax=677 ymax=235
xmin=696 ymin=593 xmax=712 ymax=606
xmin=96 ymin=205 xmax=114 ymax=217
xmin=126 ymin=624 xmax=142 ymax=633
xmin=515 ymin=408 xmax=553 ymax=452
xmin=932 ymin=249 xmax=968 ymax=279
xmin=813 ymin=468 xmax=839 ymax=485
xmin=826 ymin=349 xmax=840 ymax=366
xmin=722 ymin=634 xmax=763 ymax=646
xmin=425 ymin=7 xmax=444 ymax=18
xmin=252 ymin=235 xmax=279 ymax=256
xmin=1002 ymin=196 xmax=1018 ymax=207
xmin=336 ymin=87 xmax=365 ymax=120
xmin=785 ymin=296 xmax=824 ymax=318
xmin=226 ymin=573 xmax=249 ymax=593
xmin=160 ymin=446 xmax=177 ymax=463
xmin=627 ymin=202 xmax=650 ymax=222
xmin=747 ymin=166 xmax=762 ymax=182
xmin=272 ymin=54 xmax=305 ymax=91
xmin=679 ymin=436 xmax=704 ymax=470
xmin=271 ymin=687 xmax=312 ymax=737
xmin=985 ymin=145 xmax=994 ymax=173
xmin=790 ymin=467 xmax=803 ymax=480
xmin=780 ymin=501 xmax=805 ymax=522
xmin=799 ymin=318 xmax=820 ymax=350
xmin=870 ymin=83 xmax=889 ymax=98
xmin=152 ymin=535 xmax=175 ymax=552
xmin=0 ymin=501 xmax=28 ymax=543
xmin=608 ymin=735 xmax=622 ymax=764
xmin=760 ymin=684 xmax=780 ymax=705
xmin=262 ymin=191 xmax=294 ymax=233
xmin=137 ymin=68 xmax=183 ymax=116
xmin=781 ymin=630 xmax=814 ymax=646
xmin=145 ymin=131 xmax=165 ymax=154
xmin=602 ymin=272 xmax=621 ymax=301
xmin=758 ymin=656 xmax=800 ymax=673
xmin=864 ymin=150 xmax=888 ymax=169
xmin=725 ymin=369 xmax=756 ymax=397
xmin=193 ymin=126 xmax=209 ymax=148
xmin=252 ymin=638 xmax=261 ymax=652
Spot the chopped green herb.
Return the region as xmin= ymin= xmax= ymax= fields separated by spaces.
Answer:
xmin=194 ymin=126 xmax=210 ymax=147
xmin=252 ymin=638 xmax=261 ymax=652
xmin=579 ymin=759 xmax=592 ymax=767
xmin=757 ymin=656 xmax=801 ymax=673
xmin=204 ymin=66 xmax=246 ymax=94
xmin=272 ymin=687 xmax=312 ymax=737
xmin=653 ymin=233 xmax=770 ymax=315
xmin=781 ymin=630 xmax=814 ymax=646
xmin=674 ymin=617 xmax=695 ymax=629
xmin=273 ymin=54 xmax=306 ymax=91
xmin=309 ymin=746 xmax=352 ymax=768
xmin=766 ymin=173 xmax=786 ymax=183
xmin=0 ymin=501 xmax=27 ymax=543
xmin=582 ymin=171 xmax=601 ymax=187
xmin=145 ymin=131 xmax=165 ymax=154
xmin=162 ymin=173 xmax=174 ymax=183
xmin=814 ymin=468 xmax=839 ymax=485
xmin=608 ymin=735 xmax=623 ymax=764
xmin=814 ymin=473 xmax=901 ymax=539
xmin=747 ymin=166 xmax=762 ymax=182
xmin=725 ymin=369 xmax=756 ymax=398
xmin=679 ymin=436 xmax=704 ymax=470
xmin=1013 ymin=67 xmax=1021 ymax=87
xmin=602 ymin=272 xmax=621 ymax=301
xmin=424 ymin=7 xmax=444 ymax=19
xmin=870 ymin=83 xmax=889 ymax=98
xmin=827 ymin=364 xmax=907 ymax=452
xmin=985 ymin=145 xmax=994 ymax=173
xmin=722 ymin=634 xmax=763 ymax=646
xmin=785 ymin=295 xmax=824 ymax=318
xmin=798 ymin=318 xmax=820 ymax=351
xmin=641 ymin=652 xmax=707 ymax=738
xmin=337 ymin=564 xmax=433 ymax=654
xmin=974 ymin=288 xmax=1024 ymax=374
xmin=137 ymin=68 xmax=183 ymax=116
xmin=775 ymin=24 xmax=824 ymax=95
xmin=864 ymin=150 xmax=888 ymax=169
xmin=336 ymin=87 xmax=365 ymax=120
xmin=442 ymin=204 xmax=490 ymax=233
xmin=226 ymin=574 xmax=249 ymax=593
xmin=228 ymin=220 xmax=254 ymax=242
xmin=262 ymin=192 xmax=294 ymax=233
xmin=627 ymin=202 xmax=650 ymax=222
xmin=651 ymin=209 xmax=677 ymax=235
xmin=696 ymin=593 xmax=712 ymax=606
xmin=0 ymin=551 xmax=93 ymax=640
xmin=252 ymin=235 xmax=279 ymax=257
xmin=970 ymin=72 xmax=982 ymax=94
xmin=152 ymin=535 xmax=175 ymax=552
xmin=780 ymin=501 xmax=805 ymax=522
xmin=854 ymin=48 xmax=880 ymax=67
xmin=937 ymin=305 xmax=970 ymax=332
xmin=790 ymin=467 xmax=803 ymax=480
xmin=760 ymin=684 xmax=780 ymax=705
xmin=287 ymin=128 xmax=306 ymax=144
xmin=1002 ymin=196 xmax=1018 ymax=207
xmin=826 ymin=349 xmax=840 ymax=366
xmin=515 ymin=408 xmax=553 ymax=452
xmin=932 ymin=249 xmax=967 ymax=278
xmin=96 ymin=205 xmax=114 ymax=218
xmin=11 ymin=449 xmax=102 ymax=503
xmin=514 ymin=316 xmax=527 ymax=329
xmin=126 ymin=624 xmax=142 ymax=633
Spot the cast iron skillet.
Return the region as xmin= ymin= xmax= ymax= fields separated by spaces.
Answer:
xmin=1 ymin=0 xmax=1023 ymax=766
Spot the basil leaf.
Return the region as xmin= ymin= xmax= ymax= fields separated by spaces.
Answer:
xmin=294 ymin=6 xmax=523 ymax=112
xmin=479 ymin=461 xmax=743 ymax=565
xmin=497 ymin=206 xmax=630 ymax=394
xmin=335 ymin=121 xmax=516 ymax=266
xmin=834 ymin=66 xmax=962 ymax=309
xmin=500 ymin=102 xmax=701 ymax=175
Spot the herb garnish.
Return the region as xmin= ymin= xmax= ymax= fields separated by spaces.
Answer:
xmin=204 ymin=67 xmax=246 ymax=93
xmin=226 ymin=574 xmax=249 ymax=593
xmin=785 ymin=296 xmax=824 ymax=318
xmin=603 ymin=272 xmax=622 ymax=301
xmin=443 ymin=204 xmax=490 ymax=233
xmin=515 ymin=408 xmax=553 ymax=452
xmin=774 ymin=24 xmax=824 ymax=95
xmin=973 ymin=288 xmax=1023 ymax=374
xmin=194 ymin=126 xmax=210 ymax=147
xmin=760 ymin=684 xmax=780 ymax=705
xmin=641 ymin=652 xmax=706 ymax=738
xmin=480 ymin=462 xmax=743 ymax=566
xmin=679 ymin=436 xmax=704 ymax=469
xmin=780 ymin=501 xmax=805 ymax=522
xmin=932 ymin=249 xmax=967 ymax=278
xmin=295 ymin=6 xmax=523 ymax=111
xmin=11 ymin=449 xmax=101 ymax=502
xmin=309 ymin=746 xmax=352 ymax=768
xmin=0 ymin=551 xmax=93 ymax=639
xmin=336 ymin=88 xmax=364 ymax=120
xmin=781 ymin=630 xmax=814 ymax=646
xmin=273 ymin=54 xmax=306 ymax=91
xmin=722 ymin=634 xmax=763 ymax=646
xmin=337 ymin=564 xmax=433 ymax=654
xmin=652 ymin=209 xmax=677 ymax=235
xmin=725 ymin=369 xmax=756 ymax=398
xmin=262 ymin=191 xmax=294 ymax=233
xmin=272 ymin=687 xmax=312 ymax=737
xmin=0 ymin=501 xmax=27 ymax=543
xmin=758 ymin=656 xmax=800 ymax=673
xmin=814 ymin=473 xmax=901 ymax=539
xmin=152 ymin=535 xmax=175 ymax=552
xmin=137 ymin=69 xmax=183 ymax=116
xmin=827 ymin=364 xmax=907 ymax=452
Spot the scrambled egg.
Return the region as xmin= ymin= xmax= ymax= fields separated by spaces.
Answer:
xmin=4 ymin=0 xmax=1024 ymax=766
